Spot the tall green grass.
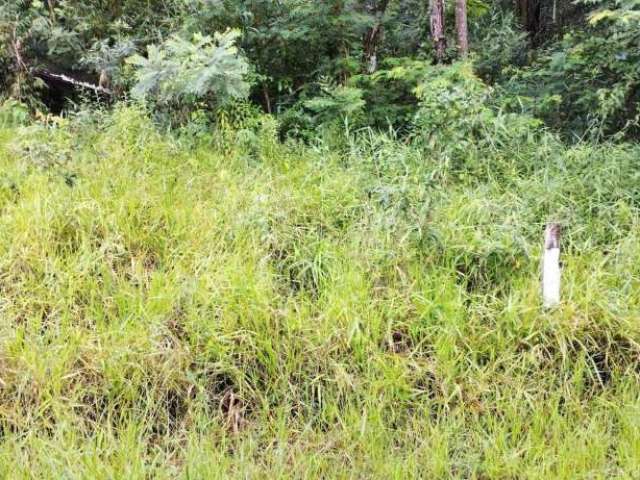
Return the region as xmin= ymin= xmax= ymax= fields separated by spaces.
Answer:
xmin=0 ymin=107 xmax=639 ymax=478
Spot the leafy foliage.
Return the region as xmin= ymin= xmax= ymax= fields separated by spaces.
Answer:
xmin=0 ymin=0 xmax=187 ymax=101
xmin=2 ymin=1 xmax=640 ymax=137
xmin=502 ymin=15 xmax=640 ymax=139
xmin=0 ymin=99 xmax=29 ymax=127
xmin=589 ymin=0 xmax=640 ymax=23
xmin=352 ymin=57 xmax=431 ymax=130
xmin=127 ymin=30 xmax=251 ymax=108
xmin=304 ymin=82 xmax=366 ymax=127
xmin=473 ymin=8 xmax=529 ymax=83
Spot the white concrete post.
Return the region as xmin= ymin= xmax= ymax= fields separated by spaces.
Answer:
xmin=543 ymin=223 xmax=562 ymax=308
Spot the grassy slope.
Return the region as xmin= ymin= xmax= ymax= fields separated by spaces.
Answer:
xmin=0 ymin=108 xmax=639 ymax=478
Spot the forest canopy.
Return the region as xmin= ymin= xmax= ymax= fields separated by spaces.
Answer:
xmin=2 ymin=0 xmax=640 ymax=140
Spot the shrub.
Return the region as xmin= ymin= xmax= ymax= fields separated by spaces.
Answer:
xmin=127 ymin=30 xmax=251 ymax=112
xmin=0 ymin=99 xmax=29 ymax=128
xmin=413 ymin=63 xmax=543 ymax=159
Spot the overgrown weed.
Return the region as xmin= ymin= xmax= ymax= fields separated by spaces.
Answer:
xmin=0 ymin=107 xmax=639 ymax=478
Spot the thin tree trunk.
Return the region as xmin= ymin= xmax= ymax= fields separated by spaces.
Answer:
xmin=430 ymin=0 xmax=446 ymax=63
xmin=516 ymin=0 xmax=542 ymax=39
xmin=363 ymin=0 xmax=390 ymax=73
xmin=363 ymin=24 xmax=381 ymax=73
xmin=47 ymin=0 xmax=56 ymax=20
xmin=455 ymin=0 xmax=469 ymax=57
xmin=263 ymin=84 xmax=272 ymax=114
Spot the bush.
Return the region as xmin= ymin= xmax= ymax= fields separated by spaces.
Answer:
xmin=412 ymin=62 xmax=544 ymax=165
xmin=473 ymin=8 xmax=529 ymax=84
xmin=495 ymin=2 xmax=640 ymax=140
xmin=351 ymin=57 xmax=432 ymax=131
xmin=0 ymin=100 xmax=29 ymax=128
xmin=127 ymin=30 xmax=252 ymax=114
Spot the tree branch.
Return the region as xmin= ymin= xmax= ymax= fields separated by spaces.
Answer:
xmin=32 ymin=69 xmax=113 ymax=96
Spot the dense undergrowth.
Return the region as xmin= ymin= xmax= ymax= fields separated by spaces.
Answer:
xmin=0 ymin=106 xmax=639 ymax=478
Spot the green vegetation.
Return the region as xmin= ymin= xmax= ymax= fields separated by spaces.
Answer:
xmin=3 ymin=1 xmax=640 ymax=140
xmin=0 ymin=106 xmax=639 ymax=477
xmin=2 ymin=0 xmax=640 ymax=477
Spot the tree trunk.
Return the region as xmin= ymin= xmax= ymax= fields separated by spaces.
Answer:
xmin=363 ymin=0 xmax=390 ymax=73
xmin=516 ymin=0 xmax=542 ymax=40
xmin=455 ymin=0 xmax=469 ymax=57
xmin=47 ymin=0 xmax=56 ymax=20
xmin=430 ymin=0 xmax=446 ymax=63
xmin=363 ymin=24 xmax=381 ymax=73
xmin=263 ymin=84 xmax=272 ymax=114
